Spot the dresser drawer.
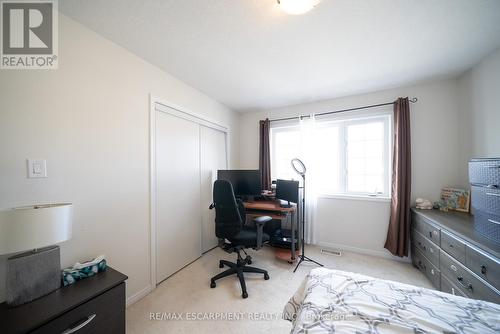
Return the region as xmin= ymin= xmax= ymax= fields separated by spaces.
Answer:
xmin=412 ymin=212 xmax=440 ymax=246
xmin=440 ymin=251 xmax=500 ymax=304
xmin=441 ymin=230 xmax=466 ymax=264
xmin=31 ymin=283 xmax=125 ymax=334
xmin=440 ymin=275 xmax=467 ymax=298
xmin=411 ymin=229 xmax=439 ymax=266
xmin=466 ymin=245 xmax=500 ymax=291
xmin=412 ymin=246 xmax=440 ymax=289
xmin=469 ymin=159 xmax=500 ymax=188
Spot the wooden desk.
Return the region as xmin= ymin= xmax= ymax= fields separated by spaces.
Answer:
xmin=243 ymin=200 xmax=298 ymax=260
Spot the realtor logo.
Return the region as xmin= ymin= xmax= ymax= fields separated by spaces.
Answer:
xmin=1 ymin=0 xmax=58 ymax=69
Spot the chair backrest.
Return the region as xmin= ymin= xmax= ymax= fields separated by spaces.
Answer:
xmin=213 ymin=180 xmax=244 ymax=239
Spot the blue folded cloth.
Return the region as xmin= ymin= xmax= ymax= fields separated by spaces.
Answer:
xmin=62 ymin=256 xmax=107 ymax=286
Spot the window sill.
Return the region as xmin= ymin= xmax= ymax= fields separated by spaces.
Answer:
xmin=317 ymin=193 xmax=391 ymax=203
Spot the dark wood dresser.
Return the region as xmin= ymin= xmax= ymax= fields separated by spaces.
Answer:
xmin=411 ymin=208 xmax=500 ymax=304
xmin=0 ymin=267 xmax=127 ymax=334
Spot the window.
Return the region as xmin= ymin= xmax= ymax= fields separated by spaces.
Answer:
xmin=270 ymin=126 xmax=301 ymax=182
xmin=271 ymin=113 xmax=391 ymax=198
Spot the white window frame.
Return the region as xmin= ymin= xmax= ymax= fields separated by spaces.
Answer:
xmin=342 ymin=114 xmax=392 ymax=198
xmin=270 ymin=111 xmax=392 ymax=200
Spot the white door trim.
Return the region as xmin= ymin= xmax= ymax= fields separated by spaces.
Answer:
xmin=149 ymin=94 xmax=229 ymax=291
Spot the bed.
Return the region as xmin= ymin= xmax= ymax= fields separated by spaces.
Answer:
xmin=283 ymin=268 xmax=500 ymax=333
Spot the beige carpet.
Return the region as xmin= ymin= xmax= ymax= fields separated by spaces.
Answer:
xmin=126 ymin=245 xmax=432 ymax=333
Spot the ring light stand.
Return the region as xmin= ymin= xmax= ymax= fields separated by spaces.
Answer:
xmin=291 ymin=158 xmax=323 ymax=273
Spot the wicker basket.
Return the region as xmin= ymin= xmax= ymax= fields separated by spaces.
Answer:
xmin=471 ymin=185 xmax=500 ymax=215
xmin=473 ymin=211 xmax=500 ymax=243
xmin=469 ymin=158 xmax=500 ymax=187
xmin=469 ymin=158 xmax=500 ymax=242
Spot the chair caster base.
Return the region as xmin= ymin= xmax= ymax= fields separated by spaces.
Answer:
xmin=210 ymin=281 xmax=216 ymax=288
xmin=264 ymin=273 xmax=270 ymax=280
xmin=219 ymin=261 xmax=224 ymax=268
xmin=242 ymin=291 xmax=248 ymax=298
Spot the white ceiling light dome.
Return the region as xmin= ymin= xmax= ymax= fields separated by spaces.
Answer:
xmin=278 ymin=0 xmax=322 ymax=15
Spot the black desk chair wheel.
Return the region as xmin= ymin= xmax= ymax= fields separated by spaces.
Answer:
xmin=209 ymin=180 xmax=272 ymax=298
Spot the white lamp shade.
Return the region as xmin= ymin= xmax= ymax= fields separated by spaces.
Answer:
xmin=0 ymin=203 xmax=73 ymax=255
xmin=278 ymin=0 xmax=321 ymax=15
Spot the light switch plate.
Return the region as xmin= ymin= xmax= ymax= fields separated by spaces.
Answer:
xmin=27 ymin=159 xmax=47 ymax=178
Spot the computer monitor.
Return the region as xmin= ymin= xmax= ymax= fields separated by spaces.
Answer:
xmin=276 ymin=179 xmax=299 ymax=207
xmin=217 ymin=170 xmax=262 ymax=198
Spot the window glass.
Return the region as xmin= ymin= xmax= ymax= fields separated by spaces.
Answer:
xmin=271 ymin=114 xmax=391 ymax=198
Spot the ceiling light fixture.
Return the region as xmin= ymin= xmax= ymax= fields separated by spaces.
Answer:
xmin=277 ymin=0 xmax=321 ymax=15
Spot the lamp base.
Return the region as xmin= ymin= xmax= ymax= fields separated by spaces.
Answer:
xmin=6 ymin=245 xmax=61 ymax=307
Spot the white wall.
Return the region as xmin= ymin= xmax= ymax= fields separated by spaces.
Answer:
xmin=0 ymin=15 xmax=239 ymax=303
xmin=458 ymin=48 xmax=500 ymax=184
xmin=239 ymin=79 xmax=463 ymax=258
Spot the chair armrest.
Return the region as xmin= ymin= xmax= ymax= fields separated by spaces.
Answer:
xmin=253 ymin=216 xmax=272 ymax=249
xmin=253 ymin=216 xmax=272 ymax=226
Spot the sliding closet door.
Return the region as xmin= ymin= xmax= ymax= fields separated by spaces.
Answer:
xmin=156 ymin=109 xmax=201 ymax=283
xmin=200 ymin=126 xmax=227 ymax=252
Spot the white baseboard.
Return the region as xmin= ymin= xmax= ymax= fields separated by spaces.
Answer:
xmin=126 ymin=284 xmax=154 ymax=307
xmin=316 ymin=241 xmax=411 ymax=263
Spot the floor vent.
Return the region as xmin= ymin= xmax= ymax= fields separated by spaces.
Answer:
xmin=321 ymin=248 xmax=342 ymax=256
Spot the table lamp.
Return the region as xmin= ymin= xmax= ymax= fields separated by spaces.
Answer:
xmin=0 ymin=203 xmax=73 ymax=307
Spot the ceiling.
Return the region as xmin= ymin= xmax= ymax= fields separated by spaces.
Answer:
xmin=59 ymin=0 xmax=500 ymax=112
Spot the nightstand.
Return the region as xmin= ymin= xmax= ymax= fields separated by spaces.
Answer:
xmin=0 ymin=267 xmax=128 ymax=334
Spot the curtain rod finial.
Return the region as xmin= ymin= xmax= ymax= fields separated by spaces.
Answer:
xmin=409 ymin=97 xmax=418 ymax=103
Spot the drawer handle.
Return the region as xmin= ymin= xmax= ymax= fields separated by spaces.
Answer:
xmin=449 ymin=244 xmax=453 ymax=248
xmin=486 ymin=192 xmax=500 ymax=197
xmin=456 ymin=277 xmax=474 ymax=292
xmin=61 ymin=314 xmax=96 ymax=334
xmin=485 ymin=165 xmax=500 ymax=169
xmin=481 ymin=265 xmax=487 ymax=274
xmin=487 ymin=219 xmax=500 ymax=225
xmin=485 ymin=184 xmax=498 ymax=189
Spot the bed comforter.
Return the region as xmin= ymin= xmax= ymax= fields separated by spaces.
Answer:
xmin=283 ymin=268 xmax=500 ymax=333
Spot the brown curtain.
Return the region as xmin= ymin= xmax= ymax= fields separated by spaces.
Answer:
xmin=384 ymin=97 xmax=412 ymax=257
xmin=259 ymin=118 xmax=271 ymax=190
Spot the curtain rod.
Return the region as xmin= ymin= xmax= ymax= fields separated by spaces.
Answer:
xmin=269 ymin=97 xmax=418 ymax=123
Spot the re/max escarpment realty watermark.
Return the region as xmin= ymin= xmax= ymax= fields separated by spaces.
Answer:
xmin=1 ymin=0 xmax=58 ymax=69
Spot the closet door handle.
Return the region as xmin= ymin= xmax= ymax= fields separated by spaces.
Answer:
xmin=61 ymin=314 xmax=96 ymax=334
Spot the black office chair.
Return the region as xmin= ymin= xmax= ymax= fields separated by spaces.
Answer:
xmin=209 ymin=180 xmax=272 ymax=298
